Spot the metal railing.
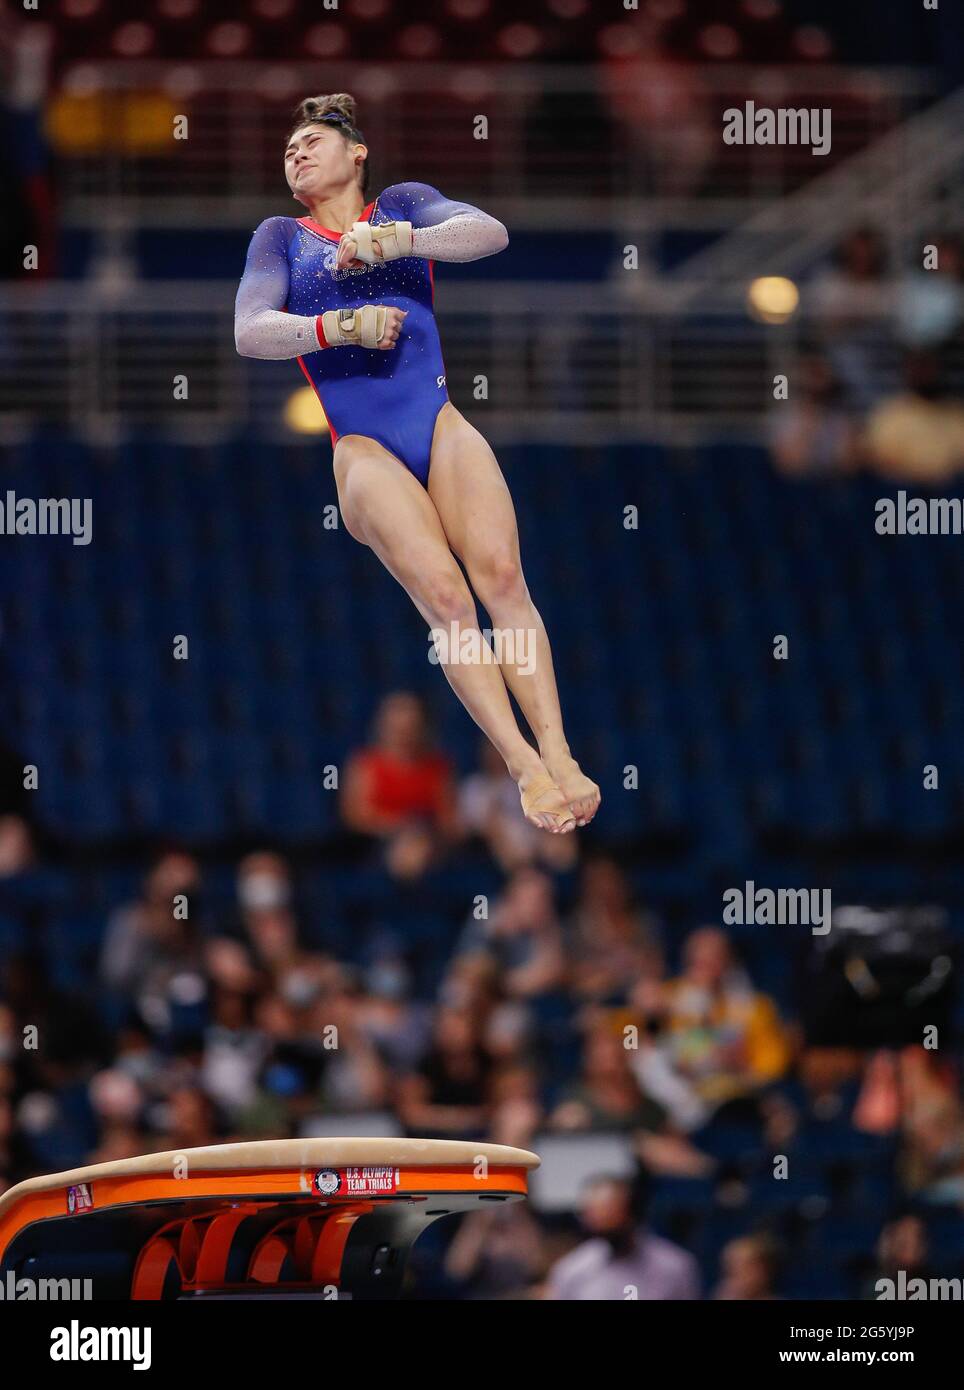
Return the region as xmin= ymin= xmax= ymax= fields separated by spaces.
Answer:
xmin=3 ymin=280 xmax=955 ymax=444
xmin=51 ymin=62 xmax=937 ymax=231
xmin=669 ymin=84 xmax=964 ymax=299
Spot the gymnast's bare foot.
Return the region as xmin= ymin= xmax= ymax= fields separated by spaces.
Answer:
xmin=518 ymin=763 xmax=577 ymax=834
xmin=542 ymin=748 xmax=601 ymax=827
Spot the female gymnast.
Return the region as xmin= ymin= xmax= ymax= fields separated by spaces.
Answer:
xmin=235 ymin=93 xmax=600 ymax=834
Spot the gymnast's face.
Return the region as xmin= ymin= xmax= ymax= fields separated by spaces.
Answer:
xmin=284 ymin=123 xmax=366 ymax=206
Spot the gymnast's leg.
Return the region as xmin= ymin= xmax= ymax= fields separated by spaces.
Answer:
xmin=333 ymin=431 xmax=576 ymax=832
xmin=426 ymin=405 xmax=600 ymax=826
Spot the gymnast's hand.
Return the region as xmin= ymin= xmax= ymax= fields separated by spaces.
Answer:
xmin=336 ymin=220 xmax=413 ymax=270
xmin=320 ymin=304 xmax=408 ymax=349
xmin=335 ymin=232 xmax=371 ymax=271
xmin=376 ymin=306 xmax=408 ymax=350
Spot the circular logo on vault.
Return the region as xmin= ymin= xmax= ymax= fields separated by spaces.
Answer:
xmin=314 ymin=1170 xmax=341 ymax=1196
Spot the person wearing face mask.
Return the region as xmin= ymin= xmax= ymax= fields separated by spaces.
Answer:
xmin=236 ymin=851 xmax=292 ymax=915
xmin=543 ymin=1173 xmax=700 ymax=1300
xmin=99 ymin=851 xmax=203 ymax=999
xmin=713 ymin=1234 xmax=783 ymax=1301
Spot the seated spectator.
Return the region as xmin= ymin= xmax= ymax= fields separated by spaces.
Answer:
xmin=342 ymin=691 xmax=456 ymax=838
xmin=200 ymin=968 xmax=268 ymax=1117
xmin=544 ymin=1174 xmax=700 ymax=1300
xmin=713 ymin=1234 xmax=782 ymax=1300
xmin=759 ymin=1090 xmax=801 ymax=1152
xmin=853 ymin=1048 xmax=902 ymax=1133
xmin=203 ymin=935 xmax=261 ymax=999
xmin=770 ymin=353 xmax=860 ymax=477
xmin=356 ymin=951 xmax=430 ymax=1073
xmin=897 ymin=1047 xmax=964 ymax=1205
xmin=800 ymin=1046 xmax=864 ymax=1121
xmin=234 ymin=850 xmax=293 ymax=922
xmin=864 ymin=1214 xmax=937 ymax=1299
xmin=457 ymin=867 xmax=566 ymax=1001
xmin=553 ymin=1010 xmax=713 ymax=1175
xmin=99 ymin=850 xmax=204 ymax=1000
xmin=445 ymin=1203 xmax=549 ymax=1300
xmin=233 ymin=992 xmax=306 ymax=1138
xmin=810 ymin=226 xmax=895 ymax=409
xmin=488 ymin=1060 xmax=544 ymax=1150
xmin=458 ymin=739 xmax=577 ymax=872
xmin=905 ymin=1095 xmax=964 ymax=1206
xmin=0 ymin=815 xmax=34 ymax=878
xmin=153 ymin=1085 xmax=219 ymax=1152
xmin=4 ymin=948 xmax=111 ymax=1091
xmin=307 ymin=979 xmax=390 ymax=1115
xmin=862 ymin=349 xmax=964 ymax=482
xmin=658 ymin=928 xmax=791 ymax=1111
xmin=484 ymin=998 xmax=537 ymax=1068
xmin=220 ymin=861 xmax=338 ymax=1008
xmin=382 ymin=823 xmax=439 ymax=882
xmin=626 ymin=981 xmax=710 ymax=1133
xmin=549 ymin=1018 xmax=667 ymax=1135
xmin=440 ymin=952 xmax=502 ymax=1019
xmin=566 ymin=857 xmax=662 ymax=1003
xmin=244 ymin=906 xmax=317 ymax=995
xmin=396 ymin=1006 xmax=491 ymax=1139
xmin=86 ymin=1068 xmax=146 ymax=1166
xmin=896 ymin=235 xmax=964 ymax=351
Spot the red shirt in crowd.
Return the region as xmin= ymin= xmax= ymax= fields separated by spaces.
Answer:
xmin=354 ymin=748 xmax=451 ymax=827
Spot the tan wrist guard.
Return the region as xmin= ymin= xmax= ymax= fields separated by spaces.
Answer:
xmin=321 ymin=304 xmax=387 ymax=348
xmin=351 ymin=219 xmax=414 ymax=263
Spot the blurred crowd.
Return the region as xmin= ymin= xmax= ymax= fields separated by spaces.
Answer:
xmin=771 ymin=226 xmax=964 ymax=482
xmin=1 ymin=690 xmax=962 ymax=1298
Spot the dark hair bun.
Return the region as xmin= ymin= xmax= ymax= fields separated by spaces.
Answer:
xmin=292 ymin=93 xmax=359 ymax=132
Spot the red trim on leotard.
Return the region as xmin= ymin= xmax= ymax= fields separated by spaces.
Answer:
xmin=296 ymin=354 xmax=338 ymax=447
xmin=296 ymin=201 xmax=375 ymax=243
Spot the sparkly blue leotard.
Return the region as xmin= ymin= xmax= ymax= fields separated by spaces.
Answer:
xmin=236 ymin=183 xmax=485 ymax=485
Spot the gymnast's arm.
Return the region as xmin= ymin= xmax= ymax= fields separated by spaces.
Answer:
xmin=234 ymin=218 xmax=325 ymax=359
xmin=407 ymin=186 xmax=509 ymax=263
xmin=341 ymin=184 xmax=509 ymax=268
xmin=235 ymin=218 xmax=405 ymax=357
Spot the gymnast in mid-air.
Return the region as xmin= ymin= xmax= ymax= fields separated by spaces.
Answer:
xmin=235 ymin=92 xmax=600 ymax=834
